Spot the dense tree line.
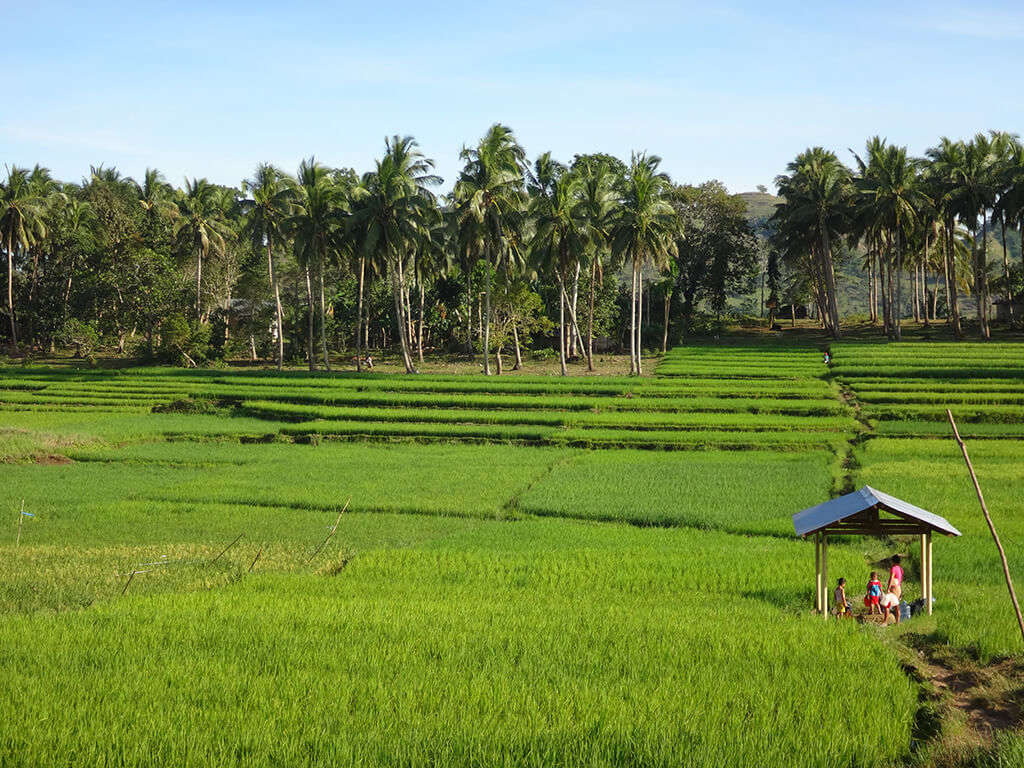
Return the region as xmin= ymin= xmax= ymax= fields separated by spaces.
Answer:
xmin=0 ymin=125 xmax=758 ymax=374
xmin=771 ymin=131 xmax=1024 ymax=340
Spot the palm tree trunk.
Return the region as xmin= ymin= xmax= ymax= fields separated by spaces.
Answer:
xmin=1001 ymin=213 xmax=1012 ymax=323
xmin=304 ymin=264 xmax=315 ymax=371
xmin=662 ymin=290 xmax=671 ymax=353
xmin=465 ymin=264 xmax=474 ymax=357
xmin=636 ymin=264 xmax=644 ymax=375
xmin=557 ymin=273 xmax=567 ymax=376
xmin=911 ymin=257 xmax=920 ymax=324
xmin=976 ymin=221 xmax=989 ymax=339
xmin=418 ymin=281 xmax=425 ymax=363
xmin=392 ymin=261 xmax=416 ymax=374
xmin=629 ymin=262 xmax=637 ymax=375
xmin=868 ymin=257 xmax=875 ymax=324
xmin=483 ymin=251 xmax=492 ymax=376
xmin=196 ymin=245 xmax=204 ymax=323
xmin=945 ymin=220 xmax=962 ymax=339
xmin=568 ymin=261 xmax=580 ymax=357
xmin=267 ymin=239 xmax=284 ymax=370
xmin=586 ymin=257 xmax=596 ymax=372
xmin=5 ymin=231 xmax=16 ymax=348
xmin=318 ymin=259 xmax=331 ymax=372
xmin=512 ymin=323 xmax=522 ymax=370
xmin=819 ymin=222 xmax=841 ymax=338
xmin=895 ymin=226 xmax=903 ymax=340
xmin=355 ymin=257 xmax=365 ymax=372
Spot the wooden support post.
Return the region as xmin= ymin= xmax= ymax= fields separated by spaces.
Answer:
xmin=927 ymin=531 xmax=933 ymax=616
xmin=920 ymin=533 xmax=927 ymax=607
xmin=822 ymin=534 xmax=829 ymax=619
xmin=815 ymin=533 xmax=822 ymax=613
xmin=16 ymin=500 xmax=25 ymax=546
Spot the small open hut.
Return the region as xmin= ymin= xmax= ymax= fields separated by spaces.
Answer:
xmin=793 ymin=486 xmax=961 ymax=618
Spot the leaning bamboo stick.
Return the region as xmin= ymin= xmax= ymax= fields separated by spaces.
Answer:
xmin=210 ymin=532 xmax=245 ymax=565
xmin=307 ymin=498 xmax=350 ymax=563
xmin=948 ymin=410 xmax=1024 ymax=643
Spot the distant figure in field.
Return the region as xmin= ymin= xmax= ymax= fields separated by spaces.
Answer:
xmin=823 ymin=348 xmax=832 ymax=365
xmin=365 ymin=354 xmax=374 ymax=370
xmin=834 ymin=577 xmax=851 ymax=618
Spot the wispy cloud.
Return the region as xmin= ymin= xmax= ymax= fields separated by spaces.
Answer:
xmin=925 ymin=11 xmax=1024 ymax=40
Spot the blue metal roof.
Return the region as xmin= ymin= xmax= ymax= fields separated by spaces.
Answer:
xmin=792 ymin=485 xmax=962 ymax=538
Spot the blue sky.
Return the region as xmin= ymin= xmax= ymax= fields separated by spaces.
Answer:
xmin=5 ymin=0 xmax=1023 ymax=194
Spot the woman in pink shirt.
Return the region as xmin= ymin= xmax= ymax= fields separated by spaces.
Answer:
xmin=888 ymin=555 xmax=904 ymax=599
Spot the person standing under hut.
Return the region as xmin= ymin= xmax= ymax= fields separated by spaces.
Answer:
xmin=879 ymin=555 xmax=905 ymax=624
xmin=887 ymin=555 xmax=904 ymax=602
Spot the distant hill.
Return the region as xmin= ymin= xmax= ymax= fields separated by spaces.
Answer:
xmin=737 ymin=191 xmax=781 ymax=225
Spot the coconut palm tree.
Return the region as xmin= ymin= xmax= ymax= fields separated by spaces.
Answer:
xmin=173 ymin=178 xmax=230 ymax=324
xmin=925 ymin=138 xmax=970 ymax=338
xmin=852 ymin=139 xmax=928 ymax=340
xmin=287 ymin=158 xmax=346 ymax=371
xmin=0 ymin=166 xmax=48 ymax=348
xmin=453 ymin=124 xmax=526 ymax=376
xmin=990 ymin=132 xmax=1023 ymax=323
xmin=772 ymin=148 xmax=853 ymax=339
xmin=242 ymin=164 xmax=295 ymax=369
xmin=611 ymin=152 xmax=679 ymax=374
xmin=528 ymin=154 xmax=587 ymax=376
xmin=574 ymin=159 xmax=618 ymax=371
xmin=947 ymin=134 xmax=998 ymax=338
xmin=349 ymin=136 xmax=440 ymax=374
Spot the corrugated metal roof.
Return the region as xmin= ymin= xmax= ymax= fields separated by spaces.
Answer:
xmin=792 ymin=485 xmax=961 ymax=538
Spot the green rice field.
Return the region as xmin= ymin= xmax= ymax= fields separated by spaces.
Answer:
xmin=2 ymin=339 xmax=1023 ymax=766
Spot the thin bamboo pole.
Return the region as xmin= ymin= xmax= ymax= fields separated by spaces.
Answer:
xmin=948 ymin=410 xmax=1024 ymax=642
xmin=210 ymin=532 xmax=245 ymax=565
xmin=307 ymin=498 xmax=350 ymax=563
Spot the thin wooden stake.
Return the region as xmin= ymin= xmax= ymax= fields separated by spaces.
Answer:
xmin=948 ymin=410 xmax=1024 ymax=643
xmin=307 ymin=498 xmax=350 ymax=564
xmin=210 ymin=532 xmax=245 ymax=565
xmin=121 ymin=570 xmax=139 ymax=596
xmin=248 ymin=548 xmax=262 ymax=573
xmin=16 ymin=500 xmax=24 ymax=546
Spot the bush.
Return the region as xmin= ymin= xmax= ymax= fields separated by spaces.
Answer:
xmin=58 ymin=319 xmax=101 ymax=358
xmin=158 ymin=315 xmax=210 ymax=366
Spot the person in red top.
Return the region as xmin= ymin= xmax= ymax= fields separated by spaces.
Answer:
xmin=865 ymin=571 xmax=883 ymax=615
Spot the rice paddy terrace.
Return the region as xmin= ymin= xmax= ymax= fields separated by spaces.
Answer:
xmin=1 ymin=341 xmax=1022 ymax=767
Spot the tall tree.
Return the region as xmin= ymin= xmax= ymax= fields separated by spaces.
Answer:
xmin=852 ymin=139 xmax=928 ymax=340
xmin=242 ymin=164 xmax=294 ymax=369
xmin=574 ymin=159 xmax=618 ymax=371
xmin=528 ymin=153 xmax=587 ymax=376
xmin=288 ymin=158 xmax=345 ymax=371
xmin=0 ymin=166 xmax=48 ymax=348
xmin=453 ymin=124 xmax=526 ymax=376
xmin=772 ymin=148 xmax=853 ymax=338
xmin=611 ymin=153 xmax=679 ymax=374
xmin=350 ymin=136 xmax=440 ymax=374
xmin=173 ymin=178 xmax=230 ymax=324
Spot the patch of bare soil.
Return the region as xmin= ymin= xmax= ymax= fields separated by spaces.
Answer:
xmin=34 ymin=453 xmax=72 ymax=465
xmin=926 ymin=653 xmax=1023 ymax=740
xmin=899 ymin=634 xmax=1024 ymax=764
